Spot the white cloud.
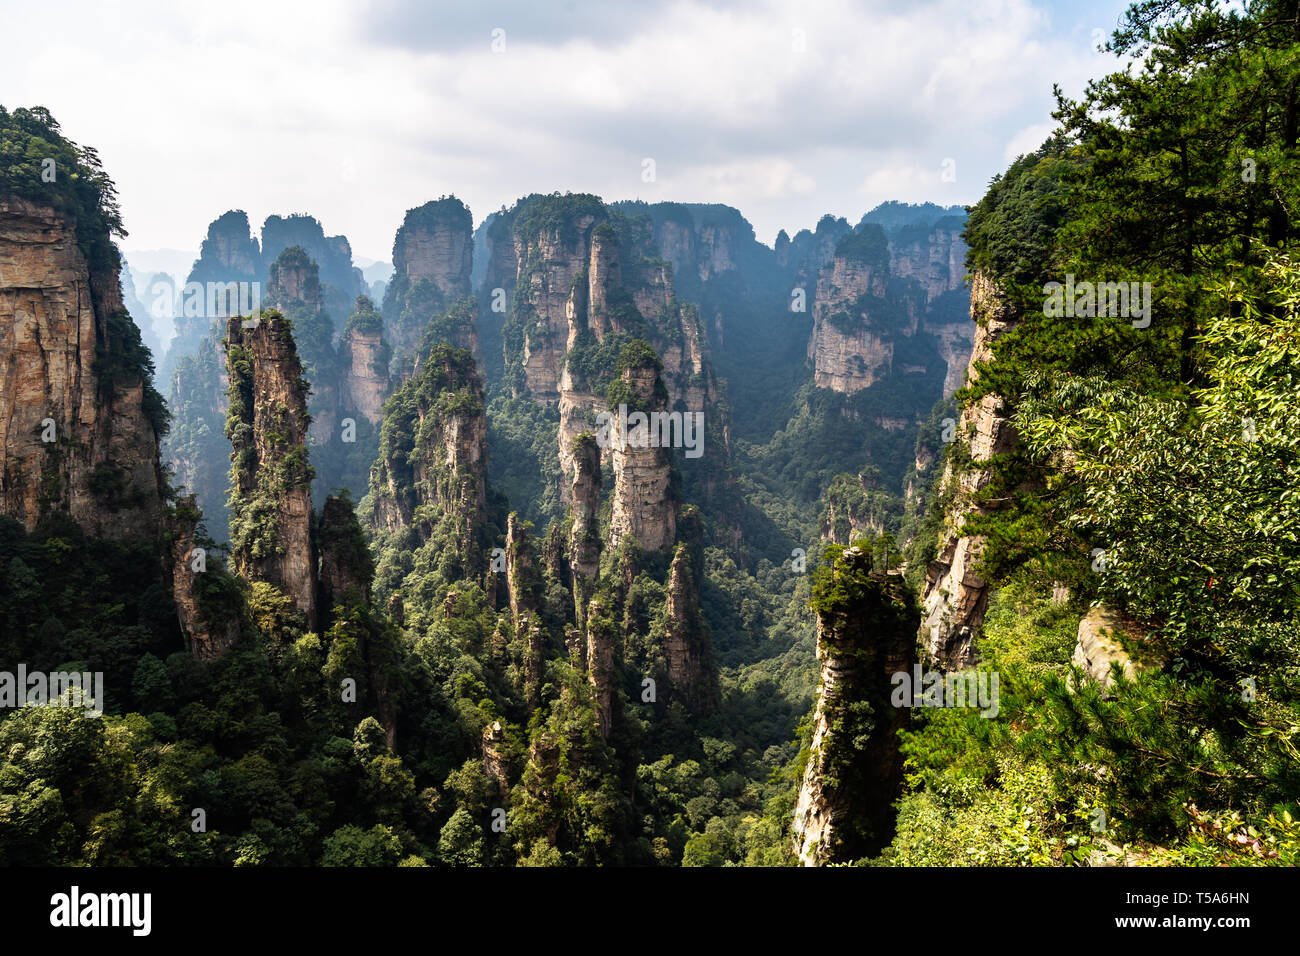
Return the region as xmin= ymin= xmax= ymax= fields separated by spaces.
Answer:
xmin=0 ymin=0 xmax=1133 ymax=260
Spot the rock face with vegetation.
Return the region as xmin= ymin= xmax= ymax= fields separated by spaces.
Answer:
xmin=607 ymin=350 xmax=676 ymax=554
xmin=0 ymin=106 xmax=244 ymax=679
xmin=658 ymin=544 xmax=716 ymax=711
xmin=918 ymin=270 xmax=1021 ymax=668
xmin=163 ymin=210 xmax=262 ymax=382
xmin=364 ymin=343 xmax=488 ymax=573
xmin=259 ymin=213 xmax=365 ymax=329
xmin=225 ymin=310 xmax=319 ymax=630
xmin=383 ymin=198 xmax=475 ymax=361
xmin=341 ymin=297 xmax=390 ymax=425
xmin=793 ymin=544 xmax=916 ymax=864
xmin=807 ymin=212 xmax=972 ymax=398
xmin=0 ymin=196 xmax=167 ymax=542
xmin=568 ymin=433 xmax=602 ymax=600
xmin=268 ymin=245 xmax=340 ymax=445
xmin=164 ymin=213 xmax=374 ymax=540
xmin=167 ymin=494 xmax=240 ymax=660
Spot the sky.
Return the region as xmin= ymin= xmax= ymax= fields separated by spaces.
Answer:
xmin=1 ymin=0 xmax=1136 ymax=267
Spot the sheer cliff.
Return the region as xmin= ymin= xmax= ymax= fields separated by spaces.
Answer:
xmin=807 ymin=214 xmax=971 ymax=400
xmin=225 ymin=309 xmax=319 ymax=630
xmin=793 ymin=544 xmax=916 ymax=864
xmin=382 ymin=197 xmax=475 ymax=365
xmin=917 ymin=271 xmax=1021 ymax=669
xmin=0 ymin=196 xmax=167 ymax=542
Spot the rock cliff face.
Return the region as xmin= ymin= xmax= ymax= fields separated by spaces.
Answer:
xmin=784 ymin=214 xmax=853 ymax=285
xmin=568 ymin=433 xmax=602 ymax=620
xmin=1071 ymin=605 xmax=1160 ymax=692
xmin=260 ymin=213 xmax=364 ymax=329
xmin=918 ymin=271 xmax=1021 ymax=669
xmin=491 ymin=196 xmax=729 ymax=564
xmin=504 ymin=200 xmax=604 ymax=403
xmin=820 ymin=471 xmax=893 ymax=544
xmin=481 ymin=720 xmax=510 ymax=798
xmin=505 ymin=512 xmax=547 ymax=705
xmin=365 ymin=344 xmax=487 ymax=570
xmin=268 ymin=246 xmax=339 ymax=444
xmin=382 ymin=198 xmax=475 ymax=361
xmin=167 ymin=495 xmax=240 ymax=660
xmin=268 ymin=246 xmax=323 ymax=314
xmin=192 ymin=209 xmax=262 ymax=280
xmin=485 ymin=197 xmax=731 ymax=737
xmin=495 ymin=198 xmax=719 ymax=491
xmin=0 ymin=196 xmax=165 ymax=542
xmin=340 ymin=297 xmax=390 ymax=425
xmin=806 ymin=219 xmax=973 ymax=398
xmin=607 ymin=357 xmax=676 ymax=554
xmin=165 ymin=211 xmax=364 ymax=379
xmin=807 ymin=232 xmax=896 ymax=392
xmin=658 ymin=545 xmax=717 ymax=711
xmin=585 ymin=598 xmax=616 ymax=740
xmin=793 ymin=547 xmax=916 ymax=865
xmin=888 ymin=218 xmax=966 ymax=302
xmin=225 ymin=310 xmax=319 ymax=630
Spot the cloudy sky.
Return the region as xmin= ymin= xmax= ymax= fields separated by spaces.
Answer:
xmin=2 ymin=0 xmax=1134 ymax=266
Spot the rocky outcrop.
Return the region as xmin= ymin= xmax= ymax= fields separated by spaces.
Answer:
xmin=191 ymin=209 xmax=262 ymax=280
xmin=383 ymin=198 xmax=474 ymax=361
xmin=482 ymin=720 xmax=510 ymax=798
xmin=505 ymin=198 xmax=604 ymax=403
xmin=806 ymin=215 xmax=973 ymax=399
xmin=340 ymin=296 xmax=390 ymax=425
xmin=919 ymin=271 xmax=1021 ymax=669
xmin=585 ymin=598 xmax=616 ymax=740
xmin=365 ymin=344 xmax=488 ymax=571
xmin=163 ymin=210 xmax=262 ymax=381
xmin=785 ymin=214 xmax=852 ymax=287
xmin=568 ymin=434 xmax=602 ymax=622
xmin=658 ymin=545 xmax=717 ymax=712
xmin=506 ymin=513 xmax=546 ymax=707
xmin=1071 ymin=605 xmax=1158 ymax=692
xmin=267 ymin=245 xmax=323 ymax=315
xmin=0 ymin=196 xmax=166 ymax=543
xmin=888 ymin=217 xmax=966 ymax=302
xmin=167 ymin=495 xmax=240 ymax=660
xmin=608 ymin=356 xmax=676 ymax=554
xmin=820 ymin=471 xmax=894 ymax=544
xmin=225 ymin=310 xmax=319 ymax=630
xmin=807 ymin=227 xmax=897 ymax=393
xmin=267 ymin=246 xmax=339 ymax=444
xmin=793 ymin=547 xmax=916 ymax=865
xmin=505 ymin=512 xmax=542 ymax=623
xmin=493 ymin=196 xmax=720 ymax=514
xmin=260 ymin=213 xmax=364 ymax=329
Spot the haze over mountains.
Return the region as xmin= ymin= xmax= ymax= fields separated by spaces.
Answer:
xmin=3 ymin=0 xmax=1298 ymax=876
xmin=148 ymin=196 xmax=969 ymax=552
